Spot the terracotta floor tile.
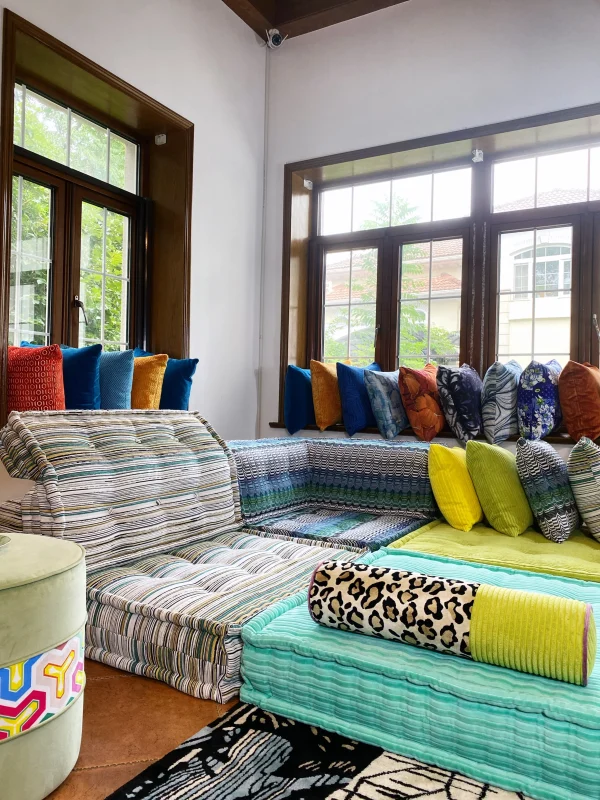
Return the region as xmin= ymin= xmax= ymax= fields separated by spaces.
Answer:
xmin=47 ymin=762 xmax=151 ymax=800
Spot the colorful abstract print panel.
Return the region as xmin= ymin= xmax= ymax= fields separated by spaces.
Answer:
xmin=481 ymin=360 xmax=522 ymax=444
xmin=0 ymin=630 xmax=85 ymax=740
xmin=436 ymin=364 xmax=483 ymax=443
xmin=517 ymin=360 xmax=562 ymax=440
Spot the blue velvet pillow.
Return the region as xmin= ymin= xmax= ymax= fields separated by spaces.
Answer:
xmin=364 ymin=369 xmax=408 ymax=439
xmin=517 ymin=359 xmax=562 ymax=440
xmin=284 ymin=365 xmax=315 ymax=435
xmin=336 ymin=362 xmax=381 ymax=436
xmin=99 ymin=350 xmax=134 ymax=409
xmin=436 ymin=364 xmax=483 ymax=444
xmin=133 ymin=348 xmax=198 ymax=410
xmin=21 ymin=342 xmax=101 ymax=410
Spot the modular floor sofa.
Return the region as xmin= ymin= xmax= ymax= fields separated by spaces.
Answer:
xmin=0 ymin=410 xmax=361 ymax=702
xmin=230 ymin=437 xmax=437 ymax=550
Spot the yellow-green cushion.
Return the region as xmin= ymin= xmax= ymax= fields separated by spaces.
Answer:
xmin=466 ymin=440 xmax=533 ymax=536
xmin=391 ymin=520 xmax=600 ymax=583
xmin=429 ymin=444 xmax=483 ymax=532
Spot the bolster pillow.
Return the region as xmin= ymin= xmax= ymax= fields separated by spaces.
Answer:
xmin=308 ymin=561 xmax=596 ymax=686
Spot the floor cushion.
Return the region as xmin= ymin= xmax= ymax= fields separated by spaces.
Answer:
xmin=86 ymin=529 xmax=358 ymax=702
xmin=390 ymin=519 xmax=600 ymax=583
xmin=241 ymin=550 xmax=600 ymax=800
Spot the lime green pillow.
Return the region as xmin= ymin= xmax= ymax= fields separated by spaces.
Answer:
xmin=466 ymin=441 xmax=533 ymax=537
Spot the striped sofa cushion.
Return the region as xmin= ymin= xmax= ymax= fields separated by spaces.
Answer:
xmin=568 ymin=437 xmax=600 ymax=541
xmin=0 ymin=410 xmax=241 ymax=568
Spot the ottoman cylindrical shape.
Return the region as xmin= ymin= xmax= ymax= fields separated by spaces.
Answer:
xmin=0 ymin=532 xmax=86 ymax=800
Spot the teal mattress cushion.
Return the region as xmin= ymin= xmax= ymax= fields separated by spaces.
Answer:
xmin=240 ymin=550 xmax=600 ymax=800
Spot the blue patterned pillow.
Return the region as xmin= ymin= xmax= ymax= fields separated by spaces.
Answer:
xmin=481 ymin=360 xmax=523 ymax=444
xmin=516 ymin=438 xmax=579 ymax=542
xmin=517 ymin=360 xmax=562 ymax=440
xmin=99 ymin=350 xmax=134 ymax=409
xmin=336 ymin=362 xmax=381 ymax=436
xmin=436 ymin=364 xmax=483 ymax=444
xmin=364 ymin=370 xmax=408 ymax=439
xmin=284 ymin=365 xmax=315 ymax=435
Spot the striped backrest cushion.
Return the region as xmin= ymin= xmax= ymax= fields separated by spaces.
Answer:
xmin=0 ymin=410 xmax=241 ymax=568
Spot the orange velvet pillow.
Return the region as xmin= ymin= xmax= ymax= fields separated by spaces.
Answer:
xmin=7 ymin=344 xmax=66 ymax=413
xmin=399 ymin=363 xmax=444 ymax=442
xmin=558 ymin=361 xmax=600 ymax=441
xmin=310 ymin=360 xmax=342 ymax=431
xmin=132 ymin=354 xmax=168 ymax=409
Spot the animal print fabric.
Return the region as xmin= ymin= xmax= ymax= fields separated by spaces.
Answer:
xmin=308 ymin=561 xmax=479 ymax=658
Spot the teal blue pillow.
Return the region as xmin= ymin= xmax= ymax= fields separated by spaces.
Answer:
xmin=336 ymin=362 xmax=381 ymax=436
xmin=133 ymin=348 xmax=198 ymax=410
xmin=21 ymin=342 xmax=101 ymax=410
xmin=364 ymin=369 xmax=408 ymax=439
xmin=284 ymin=365 xmax=315 ymax=435
xmin=100 ymin=350 xmax=134 ymax=409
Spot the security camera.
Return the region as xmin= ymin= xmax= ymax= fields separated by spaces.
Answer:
xmin=266 ymin=28 xmax=287 ymax=49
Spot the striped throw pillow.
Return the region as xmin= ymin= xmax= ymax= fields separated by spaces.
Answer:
xmin=481 ymin=360 xmax=522 ymax=444
xmin=568 ymin=437 xmax=600 ymax=541
xmin=516 ymin=438 xmax=579 ymax=543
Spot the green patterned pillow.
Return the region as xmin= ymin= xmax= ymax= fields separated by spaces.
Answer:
xmin=466 ymin=441 xmax=533 ymax=537
xmin=568 ymin=437 xmax=600 ymax=541
xmin=516 ymin=438 xmax=579 ymax=543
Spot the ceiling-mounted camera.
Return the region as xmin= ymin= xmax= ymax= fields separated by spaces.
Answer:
xmin=266 ymin=28 xmax=287 ymax=49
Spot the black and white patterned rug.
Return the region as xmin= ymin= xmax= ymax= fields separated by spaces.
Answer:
xmin=106 ymin=703 xmax=532 ymax=800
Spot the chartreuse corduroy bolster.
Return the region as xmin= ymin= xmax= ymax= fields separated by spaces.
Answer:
xmin=308 ymin=561 xmax=595 ymax=685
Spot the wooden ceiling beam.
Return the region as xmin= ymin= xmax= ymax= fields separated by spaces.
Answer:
xmin=221 ymin=0 xmax=276 ymax=40
xmin=275 ymin=0 xmax=409 ymax=37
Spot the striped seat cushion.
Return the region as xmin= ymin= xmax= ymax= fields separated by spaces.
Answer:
xmin=0 ymin=410 xmax=242 ymax=568
xmin=86 ymin=529 xmax=360 ymax=701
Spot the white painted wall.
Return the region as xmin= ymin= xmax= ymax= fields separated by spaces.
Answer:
xmin=260 ymin=0 xmax=600 ymax=438
xmin=0 ymin=0 xmax=267 ymax=440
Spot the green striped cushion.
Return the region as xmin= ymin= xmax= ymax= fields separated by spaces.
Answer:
xmin=568 ymin=437 xmax=600 ymax=541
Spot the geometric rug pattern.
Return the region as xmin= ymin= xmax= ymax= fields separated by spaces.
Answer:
xmin=106 ymin=702 xmax=533 ymax=800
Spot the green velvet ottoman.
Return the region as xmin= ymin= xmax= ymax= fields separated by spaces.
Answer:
xmin=0 ymin=532 xmax=86 ymax=800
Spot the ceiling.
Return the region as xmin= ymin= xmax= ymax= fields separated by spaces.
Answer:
xmin=222 ymin=0 xmax=409 ymax=39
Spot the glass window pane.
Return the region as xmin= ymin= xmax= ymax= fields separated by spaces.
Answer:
xmin=429 ymin=297 xmax=461 ymax=363
xmin=349 ymin=304 xmax=376 ymax=365
xmin=24 ymin=89 xmax=68 ymax=164
xmin=493 ymin=158 xmax=536 ymax=212
xmin=105 ymin=277 xmax=129 ymax=345
xmin=70 ymin=113 xmax=108 ymax=181
xmin=497 ymin=291 xmax=533 ymax=359
xmin=350 ymin=248 xmax=377 ymax=302
xmin=392 ymin=174 xmax=432 ymax=225
xmin=432 ymin=167 xmax=471 ymax=221
xmin=431 ymin=238 xmax=462 ymax=296
xmin=352 ymin=181 xmax=390 ymax=231
xmin=401 ymin=241 xmax=431 ymax=299
xmin=14 ymin=84 xmax=23 ymax=146
xmin=499 ymin=230 xmax=535 ymax=293
xmin=323 ymin=305 xmax=349 ymax=362
xmin=10 ymin=176 xmax=52 ymax=346
xmin=80 ymin=203 xmax=105 ymax=272
xmin=589 ymin=147 xmax=600 ymax=202
xmin=106 ymin=211 xmax=130 ymax=279
xmin=79 ymin=271 xmax=103 ymax=341
xmin=324 ymin=251 xmax=350 ymax=306
xmin=321 ymin=187 xmax=351 ymax=235
xmin=537 ymin=149 xmax=588 ymax=207
xmin=109 ymin=133 xmax=138 ymax=193
xmin=398 ymin=300 xmax=428 ymax=363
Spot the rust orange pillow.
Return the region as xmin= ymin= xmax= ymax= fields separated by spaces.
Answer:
xmin=7 ymin=344 xmax=66 ymax=413
xmin=558 ymin=361 xmax=600 ymax=441
xmin=132 ymin=354 xmax=168 ymax=409
xmin=399 ymin=363 xmax=444 ymax=441
xmin=310 ymin=360 xmax=342 ymax=430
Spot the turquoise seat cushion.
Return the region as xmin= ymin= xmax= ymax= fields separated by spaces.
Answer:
xmin=241 ymin=550 xmax=600 ymax=800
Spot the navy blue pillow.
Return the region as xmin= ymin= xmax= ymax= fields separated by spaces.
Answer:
xmin=21 ymin=342 xmax=102 ymax=410
xmin=336 ymin=362 xmax=381 ymax=436
xmin=436 ymin=364 xmax=484 ymax=444
xmin=133 ymin=348 xmax=198 ymax=410
xmin=284 ymin=365 xmax=315 ymax=435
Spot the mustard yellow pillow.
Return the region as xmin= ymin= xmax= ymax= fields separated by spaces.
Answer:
xmin=310 ymin=360 xmax=342 ymax=431
xmin=132 ymin=354 xmax=168 ymax=409
xmin=429 ymin=444 xmax=483 ymax=531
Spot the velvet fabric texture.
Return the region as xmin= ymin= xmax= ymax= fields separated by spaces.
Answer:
xmin=364 ymin=369 xmax=408 ymax=439
xmin=131 ymin=354 xmax=168 ymax=409
xmin=336 ymin=362 xmax=381 ymax=436
xmin=558 ymin=361 xmax=600 ymax=442
xmin=517 ymin=360 xmax=562 ymax=440
xmin=428 ymin=444 xmax=483 ymax=532
xmin=310 ymin=360 xmax=342 ymax=430
xmin=436 ymin=364 xmax=484 ymax=443
xmin=7 ymin=345 xmax=66 ymax=413
xmin=398 ymin=364 xmax=444 ymax=442
xmin=99 ymin=350 xmax=134 ymax=409
xmin=284 ymin=365 xmax=315 ymax=435
xmin=134 ymin=348 xmax=198 ymax=410
xmin=20 ymin=342 xmax=102 ymax=410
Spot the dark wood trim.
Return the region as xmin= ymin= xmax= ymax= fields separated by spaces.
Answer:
xmin=221 ymin=0 xmax=274 ymax=40
xmin=276 ymin=0 xmax=409 ymax=38
xmin=278 ymin=164 xmax=294 ymax=423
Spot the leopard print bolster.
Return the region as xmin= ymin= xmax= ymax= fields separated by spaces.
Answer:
xmin=308 ymin=561 xmax=478 ymax=658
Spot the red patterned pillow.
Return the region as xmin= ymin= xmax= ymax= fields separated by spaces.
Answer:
xmin=8 ymin=345 xmax=66 ymax=413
